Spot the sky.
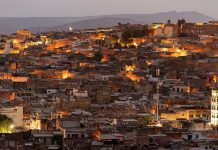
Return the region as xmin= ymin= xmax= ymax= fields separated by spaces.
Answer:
xmin=0 ymin=0 xmax=217 ymax=18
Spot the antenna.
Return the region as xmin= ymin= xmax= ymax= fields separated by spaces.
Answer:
xmin=37 ymin=26 xmax=40 ymax=35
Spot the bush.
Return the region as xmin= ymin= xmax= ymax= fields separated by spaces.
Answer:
xmin=0 ymin=114 xmax=14 ymax=133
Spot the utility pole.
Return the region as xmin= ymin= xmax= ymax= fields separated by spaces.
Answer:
xmin=156 ymin=83 xmax=159 ymax=121
xmin=156 ymin=68 xmax=160 ymax=121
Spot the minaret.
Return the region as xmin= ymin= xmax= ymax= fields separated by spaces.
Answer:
xmin=5 ymin=40 xmax=11 ymax=54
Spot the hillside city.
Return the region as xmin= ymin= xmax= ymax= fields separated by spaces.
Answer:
xmin=1 ymin=20 xmax=218 ymax=149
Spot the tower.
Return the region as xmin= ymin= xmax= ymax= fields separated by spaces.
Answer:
xmin=211 ymin=90 xmax=218 ymax=125
xmin=5 ymin=40 xmax=11 ymax=54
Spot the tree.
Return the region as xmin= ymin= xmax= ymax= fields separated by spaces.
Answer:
xmin=121 ymin=25 xmax=149 ymax=44
xmin=111 ymin=35 xmax=119 ymax=44
xmin=144 ymin=115 xmax=152 ymax=125
xmin=177 ymin=19 xmax=186 ymax=28
xmin=149 ymin=28 xmax=156 ymax=36
xmin=167 ymin=19 xmax=171 ymax=24
xmin=177 ymin=19 xmax=186 ymax=36
xmin=94 ymin=51 xmax=103 ymax=62
xmin=121 ymin=29 xmax=134 ymax=44
xmin=113 ymin=42 xmax=122 ymax=49
xmin=0 ymin=114 xmax=14 ymax=133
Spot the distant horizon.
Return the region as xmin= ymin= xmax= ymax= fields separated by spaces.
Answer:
xmin=0 ymin=11 xmax=216 ymax=20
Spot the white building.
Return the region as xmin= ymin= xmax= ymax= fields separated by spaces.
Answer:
xmin=211 ymin=90 xmax=218 ymax=125
xmin=4 ymin=40 xmax=11 ymax=54
xmin=47 ymin=89 xmax=58 ymax=95
xmin=72 ymin=88 xmax=88 ymax=98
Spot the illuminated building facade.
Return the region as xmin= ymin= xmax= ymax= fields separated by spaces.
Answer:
xmin=16 ymin=29 xmax=32 ymax=37
xmin=211 ymin=90 xmax=218 ymax=125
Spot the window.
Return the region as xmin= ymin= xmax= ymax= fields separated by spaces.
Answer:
xmin=196 ymin=114 xmax=201 ymax=118
xmin=202 ymin=113 xmax=207 ymax=117
xmin=75 ymin=134 xmax=78 ymax=139
xmin=189 ymin=115 xmax=194 ymax=119
xmin=67 ymin=134 xmax=71 ymax=139
xmin=71 ymin=134 xmax=74 ymax=139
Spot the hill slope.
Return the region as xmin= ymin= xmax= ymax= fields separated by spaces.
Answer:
xmin=110 ymin=11 xmax=214 ymax=24
xmin=0 ymin=11 xmax=215 ymax=34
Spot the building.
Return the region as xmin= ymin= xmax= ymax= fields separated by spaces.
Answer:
xmin=152 ymin=24 xmax=178 ymax=38
xmin=16 ymin=29 xmax=32 ymax=37
xmin=161 ymin=107 xmax=209 ymax=121
xmin=211 ymin=90 xmax=218 ymax=125
xmin=133 ymin=127 xmax=161 ymax=148
xmin=4 ymin=40 xmax=11 ymax=54
xmin=182 ymin=22 xmax=218 ymax=37
xmin=164 ymin=24 xmax=178 ymax=38
xmin=155 ymin=27 xmax=164 ymax=37
xmin=24 ymin=117 xmax=41 ymax=130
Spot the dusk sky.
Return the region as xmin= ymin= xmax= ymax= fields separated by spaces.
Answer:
xmin=0 ymin=0 xmax=217 ymax=18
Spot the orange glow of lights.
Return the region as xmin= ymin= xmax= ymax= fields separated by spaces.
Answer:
xmin=101 ymin=55 xmax=109 ymax=62
xmin=125 ymin=64 xmax=136 ymax=72
xmin=126 ymin=72 xmax=143 ymax=82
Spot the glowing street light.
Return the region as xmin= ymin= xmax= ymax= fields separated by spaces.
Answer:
xmin=10 ymin=124 xmax=14 ymax=129
xmin=69 ymin=27 xmax=73 ymax=32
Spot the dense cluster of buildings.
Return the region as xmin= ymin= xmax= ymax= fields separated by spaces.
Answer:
xmin=0 ymin=21 xmax=218 ymax=149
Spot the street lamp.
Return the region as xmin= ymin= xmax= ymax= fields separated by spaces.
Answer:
xmin=10 ymin=124 xmax=14 ymax=129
